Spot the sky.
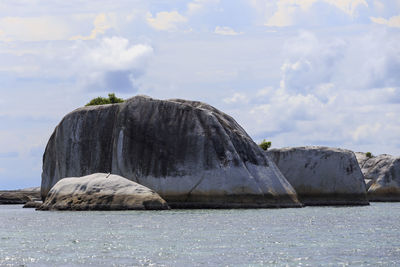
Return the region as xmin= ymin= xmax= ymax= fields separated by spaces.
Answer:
xmin=0 ymin=0 xmax=400 ymax=189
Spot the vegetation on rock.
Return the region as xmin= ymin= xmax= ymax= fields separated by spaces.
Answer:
xmin=85 ymin=93 xmax=124 ymax=106
xmin=259 ymin=140 xmax=272 ymax=151
xmin=366 ymin=152 xmax=373 ymax=158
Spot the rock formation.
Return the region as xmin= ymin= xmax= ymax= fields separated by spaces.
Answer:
xmin=267 ymin=147 xmax=369 ymax=205
xmin=356 ymin=153 xmax=400 ymax=201
xmin=23 ymin=201 xmax=43 ymax=209
xmin=41 ymin=95 xmax=301 ymax=208
xmin=0 ymin=191 xmax=32 ymax=204
xmin=38 ymin=173 xmax=169 ymax=210
xmin=0 ymin=187 xmax=41 ymax=204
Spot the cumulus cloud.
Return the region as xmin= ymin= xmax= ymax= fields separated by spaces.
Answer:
xmin=146 ymin=11 xmax=187 ymax=31
xmin=214 ymin=26 xmax=242 ymax=35
xmin=187 ymin=0 xmax=220 ymax=15
xmin=370 ymin=15 xmax=400 ymax=28
xmin=70 ymin=13 xmax=113 ymax=40
xmin=223 ymin=93 xmax=248 ymax=104
xmin=265 ymin=0 xmax=368 ymax=27
xmin=79 ymin=37 xmax=153 ymax=92
xmin=223 ymin=29 xmax=400 ymax=155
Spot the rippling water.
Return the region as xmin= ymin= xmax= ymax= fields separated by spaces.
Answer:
xmin=0 ymin=203 xmax=399 ymax=266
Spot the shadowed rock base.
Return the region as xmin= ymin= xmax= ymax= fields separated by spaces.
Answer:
xmin=0 ymin=192 xmax=32 ymax=204
xmin=23 ymin=201 xmax=43 ymax=208
xmin=367 ymin=187 xmax=400 ymax=202
xmin=297 ymin=194 xmax=369 ymax=206
xmin=163 ymin=194 xmax=302 ymax=209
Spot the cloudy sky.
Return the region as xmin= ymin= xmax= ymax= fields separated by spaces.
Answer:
xmin=0 ymin=0 xmax=399 ymax=189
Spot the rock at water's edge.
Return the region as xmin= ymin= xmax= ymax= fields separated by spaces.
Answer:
xmin=356 ymin=153 xmax=400 ymax=201
xmin=38 ymin=173 xmax=169 ymax=210
xmin=23 ymin=201 xmax=43 ymax=208
xmin=0 ymin=192 xmax=32 ymax=204
xmin=267 ymin=147 xmax=369 ymax=206
xmin=0 ymin=186 xmax=41 ymax=204
xmin=41 ymin=95 xmax=301 ymax=208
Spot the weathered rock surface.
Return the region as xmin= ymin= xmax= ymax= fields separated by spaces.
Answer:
xmin=0 ymin=191 xmax=32 ymax=204
xmin=41 ymin=95 xmax=300 ymax=208
xmin=23 ymin=201 xmax=43 ymax=208
xmin=18 ymin=187 xmax=41 ymax=201
xmin=356 ymin=153 xmax=400 ymax=201
xmin=39 ymin=173 xmax=169 ymax=210
xmin=0 ymin=187 xmax=41 ymax=204
xmin=267 ymin=147 xmax=369 ymax=205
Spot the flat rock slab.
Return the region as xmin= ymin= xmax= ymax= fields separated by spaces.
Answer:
xmin=23 ymin=201 xmax=43 ymax=209
xmin=0 ymin=191 xmax=32 ymax=204
xmin=267 ymin=147 xmax=369 ymax=206
xmin=41 ymin=95 xmax=301 ymax=208
xmin=38 ymin=173 xmax=170 ymax=210
xmin=356 ymin=153 xmax=400 ymax=201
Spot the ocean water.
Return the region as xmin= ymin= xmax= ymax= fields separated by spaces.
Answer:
xmin=0 ymin=203 xmax=399 ymax=266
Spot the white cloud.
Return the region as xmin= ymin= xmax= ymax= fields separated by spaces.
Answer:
xmin=370 ymin=15 xmax=400 ymax=28
xmin=187 ymin=0 xmax=220 ymax=15
xmin=86 ymin=37 xmax=153 ymax=71
xmin=265 ymin=0 xmax=368 ymax=27
xmin=71 ymin=13 xmax=113 ymax=40
xmin=214 ymin=26 xmax=242 ymax=35
xmin=223 ymin=93 xmax=248 ymax=104
xmin=0 ymin=16 xmax=71 ymax=41
xmin=222 ymin=29 xmax=400 ymax=155
xmin=79 ymin=37 xmax=153 ymax=92
xmin=324 ymin=0 xmax=368 ymax=16
xmin=146 ymin=11 xmax=187 ymax=31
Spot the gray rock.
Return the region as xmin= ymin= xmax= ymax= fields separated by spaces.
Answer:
xmin=0 ymin=187 xmax=41 ymax=204
xmin=17 ymin=187 xmax=41 ymax=201
xmin=356 ymin=152 xmax=400 ymax=201
xmin=41 ymin=95 xmax=301 ymax=208
xmin=23 ymin=201 xmax=43 ymax=209
xmin=0 ymin=191 xmax=32 ymax=204
xmin=267 ymin=147 xmax=369 ymax=206
xmin=38 ymin=173 xmax=169 ymax=210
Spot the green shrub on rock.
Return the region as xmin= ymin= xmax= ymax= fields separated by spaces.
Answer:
xmin=259 ymin=140 xmax=272 ymax=151
xmin=85 ymin=93 xmax=124 ymax=106
xmin=366 ymin=152 xmax=373 ymax=158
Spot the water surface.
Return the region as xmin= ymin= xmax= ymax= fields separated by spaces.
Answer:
xmin=1 ymin=203 xmax=399 ymax=266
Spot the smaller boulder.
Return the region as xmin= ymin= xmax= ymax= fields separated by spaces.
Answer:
xmin=38 ymin=173 xmax=169 ymax=210
xmin=267 ymin=147 xmax=369 ymax=206
xmin=356 ymin=153 xmax=400 ymax=201
xmin=23 ymin=201 xmax=43 ymax=209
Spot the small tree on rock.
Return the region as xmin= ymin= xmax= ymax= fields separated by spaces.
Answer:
xmin=85 ymin=93 xmax=124 ymax=106
xmin=259 ymin=140 xmax=272 ymax=151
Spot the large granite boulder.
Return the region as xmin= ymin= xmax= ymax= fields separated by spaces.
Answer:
xmin=356 ymin=153 xmax=400 ymax=201
xmin=267 ymin=147 xmax=369 ymax=205
xmin=38 ymin=173 xmax=169 ymax=210
xmin=41 ymin=95 xmax=300 ymax=208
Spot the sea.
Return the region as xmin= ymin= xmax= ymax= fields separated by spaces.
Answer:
xmin=0 ymin=203 xmax=399 ymax=266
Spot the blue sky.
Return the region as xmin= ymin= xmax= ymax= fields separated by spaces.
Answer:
xmin=0 ymin=0 xmax=400 ymax=189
